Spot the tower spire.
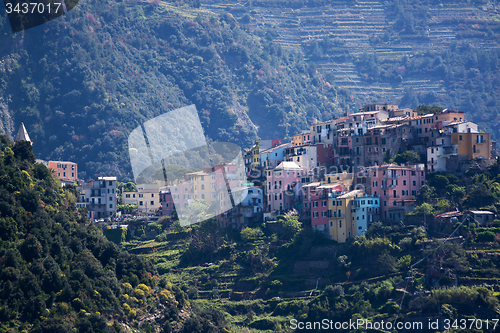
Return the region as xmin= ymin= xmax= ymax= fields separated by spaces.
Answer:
xmin=14 ymin=122 xmax=31 ymax=143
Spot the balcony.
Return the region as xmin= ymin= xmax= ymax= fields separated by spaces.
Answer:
xmin=442 ymin=146 xmax=458 ymax=155
xmin=380 ymin=184 xmax=395 ymax=189
xmin=384 ymin=174 xmax=399 ymax=179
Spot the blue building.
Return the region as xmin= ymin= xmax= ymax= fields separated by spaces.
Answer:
xmin=258 ymin=143 xmax=291 ymax=170
xmin=354 ymin=194 xmax=380 ymax=236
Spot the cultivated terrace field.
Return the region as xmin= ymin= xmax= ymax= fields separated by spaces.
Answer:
xmin=202 ymin=0 xmax=500 ymax=141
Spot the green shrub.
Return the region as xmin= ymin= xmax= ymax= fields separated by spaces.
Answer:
xmin=477 ymin=230 xmax=495 ymax=243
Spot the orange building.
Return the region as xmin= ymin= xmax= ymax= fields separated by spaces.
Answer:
xmin=291 ymin=131 xmax=310 ymax=147
xmin=47 ymin=161 xmax=78 ymax=182
xmin=451 ymin=132 xmax=491 ymax=160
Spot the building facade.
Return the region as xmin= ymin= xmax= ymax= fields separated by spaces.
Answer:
xmin=85 ymin=177 xmax=117 ymax=219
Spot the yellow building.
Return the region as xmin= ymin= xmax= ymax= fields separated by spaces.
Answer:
xmin=291 ymin=131 xmax=310 ymax=147
xmin=291 ymin=133 xmax=303 ymax=146
xmin=252 ymin=140 xmax=260 ymax=170
xmin=328 ymin=190 xmax=362 ymax=243
xmin=185 ymin=171 xmax=217 ymax=203
xmin=451 ymin=132 xmax=491 ymax=160
xmin=123 ymin=189 xmax=161 ymax=214
xmin=323 ymin=171 xmax=354 ymax=189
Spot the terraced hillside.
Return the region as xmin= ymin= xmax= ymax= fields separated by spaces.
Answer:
xmin=201 ymin=0 xmax=500 ymax=127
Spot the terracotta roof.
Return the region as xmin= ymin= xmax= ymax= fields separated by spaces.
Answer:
xmin=317 ymin=183 xmax=343 ymax=189
xmin=274 ymin=161 xmax=302 ymax=171
xmin=469 ymin=210 xmax=494 ymax=215
xmin=302 ymin=182 xmax=321 ymax=188
xmin=259 ymin=142 xmax=292 ymax=154
xmin=337 ymin=189 xmax=363 ymax=199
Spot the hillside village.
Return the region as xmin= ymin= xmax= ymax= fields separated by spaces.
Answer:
xmin=17 ymin=103 xmax=498 ymax=243
xmin=6 ymin=104 xmax=500 ymax=333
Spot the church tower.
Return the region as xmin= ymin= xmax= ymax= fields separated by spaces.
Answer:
xmin=14 ymin=122 xmax=31 ymax=144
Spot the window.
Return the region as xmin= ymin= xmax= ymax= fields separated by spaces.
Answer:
xmin=201 ymin=184 xmax=205 ymax=190
xmin=109 ymin=197 xmax=112 ymax=201
xmin=339 ymin=221 xmax=342 ymax=228
xmin=139 ymin=194 xmax=143 ymax=198
xmin=151 ymin=201 xmax=154 ymax=205
xmin=403 ymin=180 xmax=406 ymax=186
xmin=139 ymin=201 xmax=143 ymax=206
xmin=322 ymin=201 xmax=327 ymax=207
xmin=202 ymin=194 xmax=205 ymax=199
xmin=109 ymin=204 xmax=112 ymax=208
xmin=109 ymin=181 xmax=112 ymax=186
xmin=126 ymin=194 xmax=130 ymax=198
xmin=459 ymin=135 xmax=463 ymax=141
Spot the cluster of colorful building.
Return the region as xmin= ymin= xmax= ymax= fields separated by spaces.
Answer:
xmin=242 ymin=103 xmax=496 ymax=242
xmin=15 ymin=102 xmax=497 ymax=242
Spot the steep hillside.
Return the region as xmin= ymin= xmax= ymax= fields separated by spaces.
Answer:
xmin=0 ymin=136 xmax=233 ymax=332
xmin=202 ymin=0 xmax=500 ymax=140
xmin=0 ymin=0 xmax=353 ymax=180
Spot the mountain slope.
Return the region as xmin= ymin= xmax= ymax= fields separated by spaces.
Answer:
xmin=202 ymin=0 xmax=500 ymax=140
xmin=0 ymin=0 xmax=353 ymax=180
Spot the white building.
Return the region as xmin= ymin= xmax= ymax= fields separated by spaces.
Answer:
xmin=85 ymin=177 xmax=117 ymax=219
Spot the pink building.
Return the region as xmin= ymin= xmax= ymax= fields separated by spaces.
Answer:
xmin=266 ymin=161 xmax=304 ymax=213
xmin=47 ymin=161 xmax=78 ymax=183
xmin=316 ymin=143 xmax=335 ymax=166
xmin=368 ymin=164 xmax=425 ymax=222
xmin=303 ymin=182 xmax=345 ymax=232
xmin=159 ymin=190 xmax=175 ymax=216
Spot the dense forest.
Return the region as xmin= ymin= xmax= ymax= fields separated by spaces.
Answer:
xmin=0 ymin=137 xmax=230 ymax=332
xmin=0 ymin=0 xmax=353 ymax=181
